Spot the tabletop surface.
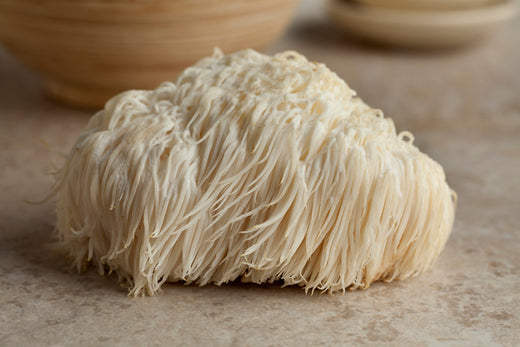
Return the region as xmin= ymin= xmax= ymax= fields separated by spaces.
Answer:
xmin=1 ymin=1 xmax=519 ymax=345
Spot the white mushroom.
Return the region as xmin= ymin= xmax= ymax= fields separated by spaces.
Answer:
xmin=56 ymin=49 xmax=456 ymax=296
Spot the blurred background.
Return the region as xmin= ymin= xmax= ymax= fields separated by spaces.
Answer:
xmin=0 ymin=0 xmax=519 ymax=345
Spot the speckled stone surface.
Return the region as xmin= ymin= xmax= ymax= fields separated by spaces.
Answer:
xmin=1 ymin=1 xmax=519 ymax=345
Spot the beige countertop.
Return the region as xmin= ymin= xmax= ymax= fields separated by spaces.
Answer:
xmin=1 ymin=1 xmax=519 ymax=345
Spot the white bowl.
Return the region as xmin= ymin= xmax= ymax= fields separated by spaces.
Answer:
xmin=328 ymin=0 xmax=518 ymax=48
xmin=355 ymin=0 xmax=497 ymax=10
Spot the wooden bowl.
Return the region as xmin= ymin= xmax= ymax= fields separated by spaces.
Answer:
xmin=0 ymin=0 xmax=298 ymax=108
xmin=328 ymin=0 xmax=517 ymax=48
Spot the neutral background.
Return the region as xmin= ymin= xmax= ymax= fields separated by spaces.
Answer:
xmin=1 ymin=0 xmax=519 ymax=345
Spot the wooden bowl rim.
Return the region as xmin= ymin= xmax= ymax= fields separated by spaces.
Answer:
xmin=0 ymin=0 xmax=299 ymax=21
xmin=1 ymin=0 xmax=290 ymax=6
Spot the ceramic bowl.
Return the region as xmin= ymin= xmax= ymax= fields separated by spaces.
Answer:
xmin=0 ymin=0 xmax=298 ymax=108
xmin=328 ymin=0 xmax=517 ymax=48
xmin=354 ymin=0 xmax=496 ymax=10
